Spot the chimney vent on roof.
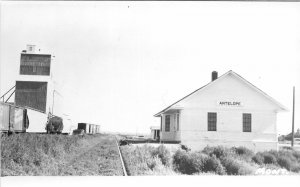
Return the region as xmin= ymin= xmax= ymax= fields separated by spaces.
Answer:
xmin=212 ymin=71 xmax=218 ymax=81
xmin=26 ymin=45 xmax=36 ymax=54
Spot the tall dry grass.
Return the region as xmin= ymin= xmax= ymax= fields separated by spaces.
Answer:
xmin=120 ymin=145 xmax=177 ymax=175
xmin=1 ymin=133 xmax=122 ymax=176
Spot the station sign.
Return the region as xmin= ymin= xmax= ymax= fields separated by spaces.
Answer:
xmin=217 ymin=101 xmax=243 ymax=107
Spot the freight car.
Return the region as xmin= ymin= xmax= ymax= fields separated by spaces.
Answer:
xmin=75 ymin=123 xmax=100 ymax=135
xmin=0 ymin=102 xmax=29 ymax=133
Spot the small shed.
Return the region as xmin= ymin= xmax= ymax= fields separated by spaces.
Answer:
xmin=150 ymin=126 xmax=160 ymax=140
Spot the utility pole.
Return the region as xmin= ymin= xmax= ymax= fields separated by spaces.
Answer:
xmin=52 ymin=90 xmax=55 ymax=114
xmin=291 ymin=86 xmax=295 ymax=147
xmin=51 ymin=55 xmax=55 ymax=115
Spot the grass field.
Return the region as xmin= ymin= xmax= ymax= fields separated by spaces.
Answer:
xmin=1 ymin=133 xmax=123 ymax=176
xmin=2 ymin=133 xmax=300 ymax=176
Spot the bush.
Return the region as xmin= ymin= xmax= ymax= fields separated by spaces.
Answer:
xmin=221 ymin=156 xmax=255 ymax=175
xmin=252 ymin=153 xmax=264 ymax=165
xmin=292 ymin=150 xmax=300 ymax=161
xmin=172 ymin=150 xmax=225 ymax=175
xmin=271 ymin=149 xmax=300 ymax=172
xmin=262 ymin=152 xmax=277 ymax=165
xmin=251 ymin=149 xmax=300 ymax=173
xmin=277 ymin=156 xmax=292 ymax=171
xmin=172 ymin=150 xmax=197 ymax=174
xmin=151 ymin=145 xmax=172 ymax=167
xmin=232 ymin=147 xmax=254 ymax=157
xmin=291 ymin=164 xmax=300 ymax=173
xmin=202 ymin=146 xmax=233 ymax=159
xmin=202 ymin=155 xmax=226 ymax=175
xmin=231 ymin=146 xmax=255 ymax=162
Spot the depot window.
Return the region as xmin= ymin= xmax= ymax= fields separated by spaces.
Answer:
xmin=243 ymin=113 xmax=252 ymax=132
xmin=176 ymin=113 xmax=180 ymax=131
xmin=208 ymin=112 xmax=217 ymax=131
xmin=165 ymin=115 xmax=170 ymax=132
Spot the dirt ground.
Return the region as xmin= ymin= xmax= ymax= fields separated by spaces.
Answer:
xmin=59 ymin=134 xmax=124 ymax=176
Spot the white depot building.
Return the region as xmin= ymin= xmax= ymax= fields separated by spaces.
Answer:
xmin=154 ymin=70 xmax=287 ymax=152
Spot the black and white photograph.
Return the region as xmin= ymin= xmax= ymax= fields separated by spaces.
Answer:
xmin=0 ymin=0 xmax=300 ymax=186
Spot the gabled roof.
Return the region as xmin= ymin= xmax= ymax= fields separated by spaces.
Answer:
xmin=154 ymin=70 xmax=288 ymax=117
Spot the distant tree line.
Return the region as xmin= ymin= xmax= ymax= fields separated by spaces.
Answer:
xmin=278 ymin=128 xmax=300 ymax=141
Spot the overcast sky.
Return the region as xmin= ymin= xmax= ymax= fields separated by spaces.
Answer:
xmin=1 ymin=1 xmax=300 ymax=134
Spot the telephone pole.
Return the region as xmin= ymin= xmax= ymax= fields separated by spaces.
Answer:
xmin=291 ymin=86 xmax=295 ymax=147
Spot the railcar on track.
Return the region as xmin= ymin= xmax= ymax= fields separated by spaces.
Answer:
xmin=0 ymin=102 xmax=29 ymax=133
xmin=76 ymin=123 xmax=100 ymax=134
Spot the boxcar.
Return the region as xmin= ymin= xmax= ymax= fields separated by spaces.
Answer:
xmin=77 ymin=123 xmax=100 ymax=134
xmin=0 ymin=102 xmax=29 ymax=133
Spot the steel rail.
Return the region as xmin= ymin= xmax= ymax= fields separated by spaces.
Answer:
xmin=115 ymin=136 xmax=128 ymax=176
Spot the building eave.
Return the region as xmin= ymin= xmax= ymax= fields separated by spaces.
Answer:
xmin=231 ymin=71 xmax=288 ymax=111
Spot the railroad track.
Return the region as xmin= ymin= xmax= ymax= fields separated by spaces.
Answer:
xmin=115 ymin=136 xmax=128 ymax=176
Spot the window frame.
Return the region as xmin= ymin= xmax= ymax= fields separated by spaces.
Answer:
xmin=243 ymin=113 xmax=252 ymax=132
xmin=176 ymin=113 xmax=180 ymax=131
xmin=160 ymin=116 xmax=163 ymax=131
xmin=165 ymin=115 xmax=170 ymax=132
xmin=207 ymin=112 xmax=217 ymax=131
